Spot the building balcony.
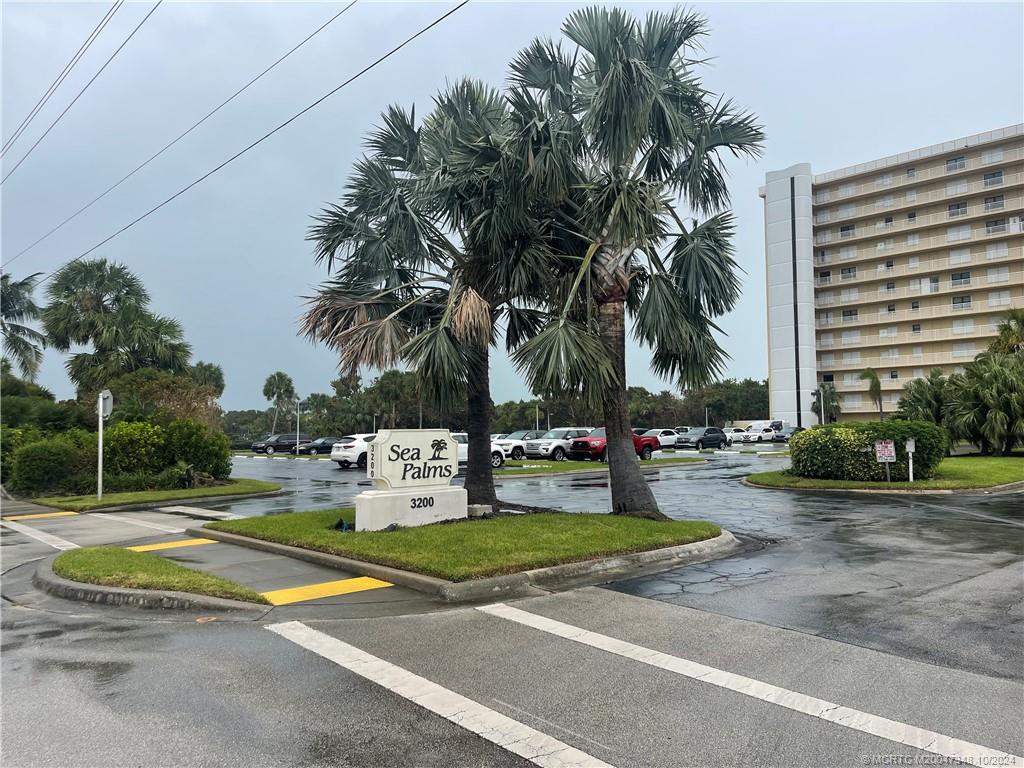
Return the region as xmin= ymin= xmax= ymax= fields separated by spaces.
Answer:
xmin=815 ymin=295 xmax=1024 ymax=329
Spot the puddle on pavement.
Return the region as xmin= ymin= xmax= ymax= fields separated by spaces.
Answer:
xmin=32 ymin=658 xmax=133 ymax=686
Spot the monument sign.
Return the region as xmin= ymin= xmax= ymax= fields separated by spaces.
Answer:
xmin=355 ymin=429 xmax=467 ymax=531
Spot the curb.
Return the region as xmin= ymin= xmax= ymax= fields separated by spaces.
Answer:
xmin=32 ymin=554 xmax=271 ymax=615
xmin=188 ymin=526 xmax=743 ymax=603
xmin=495 ymin=459 xmax=707 ymax=481
xmin=37 ymin=489 xmax=284 ymax=514
xmin=741 ymin=477 xmax=1024 ymax=495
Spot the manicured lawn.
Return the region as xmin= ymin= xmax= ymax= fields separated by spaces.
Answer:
xmin=497 ymin=456 xmax=704 ymax=475
xmin=53 ymin=547 xmax=269 ymax=603
xmin=207 ymin=509 xmax=721 ymax=582
xmin=36 ymin=479 xmax=281 ymax=512
xmin=747 ymin=456 xmax=1023 ymax=491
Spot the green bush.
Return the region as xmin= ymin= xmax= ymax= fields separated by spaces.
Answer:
xmin=10 ymin=440 xmax=76 ymax=493
xmin=104 ymin=421 xmax=166 ymax=475
xmin=789 ymin=421 xmax=947 ymax=482
xmin=164 ymin=420 xmax=231 ymax=479
xmin=1 ymin=424 xmax=45 ymax=480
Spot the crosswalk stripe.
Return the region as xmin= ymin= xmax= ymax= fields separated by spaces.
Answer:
xmin=0 ymin=519 xmax=79 ymax=550
xmin=2 ymin=510 xmax=79 ymax=521
xmin=260 ymin=576 xmax=392 ymax=605
xmin=127 ymin=538 xmax=216 ymax=553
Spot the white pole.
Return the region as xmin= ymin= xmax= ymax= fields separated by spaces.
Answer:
xmin=705 ymin=407 xmax=709 ymax=427
xmin=535 ymin=403 xmax=539 ymax=431
xmin=296 ymin=400 xmax=300 ymax=449
xmin=908 ymin=452 xmax=914 ymax=483
xmin=97 ymin=392 xmax=104 ymax=500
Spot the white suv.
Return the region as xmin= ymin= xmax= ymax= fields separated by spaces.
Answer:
xmin=450 ymin=433 xmax=506 ymax=468
xmin=331 ymin=434 xmax=376 ymax=469
xmin=493 ymin=429 xmax=545 ymax=460
xmin=524 ymin=428 xmax=593 ymax=461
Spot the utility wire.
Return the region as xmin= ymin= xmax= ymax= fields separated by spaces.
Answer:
xmin=34 ymin=0 xmax=470 ymax=286
xmin=2 ymin=0 xmax=163 ymax=185
xmin=5 ymin=0 xmax=358 ymax=268
xmin=1 ymin=1 xmax=123 ymax=157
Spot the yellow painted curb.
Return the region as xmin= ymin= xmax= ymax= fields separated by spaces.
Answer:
xmin=261 ymin=576 xmax=392 ymax=606
xmin=2 ymin=510 xmax=79 ymax=521
xmin=127 ymin=538 xmax=217 ymax=553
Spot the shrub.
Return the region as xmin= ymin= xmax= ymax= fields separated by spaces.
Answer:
xmin=790 ymin=420 xmax=947 ymax=482
xmin=104 ymin=421 xmax=166 ymax=475
xmin=1 ymin=424 xmax=45 ymax=480
xmin=10 ymin=440 xmax=76 ymax=493
xmin=164 ymin=419 xmax=231 ymax=479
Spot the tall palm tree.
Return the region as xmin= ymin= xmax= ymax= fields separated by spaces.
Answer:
xmin=302 ymin=83 xmax=553 ymax=506
xmin=988 ymin=308 xmax=1024 ymax=354
xmin=1 ymin=272 xmax=47 ymax=380
xmin=897 ymin=368 xmax=946 ymax=424
xmin=945 ymin=353 xmax=1024 ymax=455
xmin=858 ymin=367 xmax=884 ymax=420
xmin=263 ymin=371 xmax=295 ymax=433
xmin=189 ymin=361 xmax=225 ymax=396
xmin=811 ymin=382 xmax=841 ymax=423
xmin=507 ymin=6 xmax=764 ymax=518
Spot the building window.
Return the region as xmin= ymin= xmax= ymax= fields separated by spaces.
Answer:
xmin=952 ymin=342 xmax=976 ymax=358
xmin=988 ymin=290 xmax=1010 ymax=308
xmin=981 ymin=147 xmax=1004 ymax=164
xmin=840 ymin=288 xmax=858 ymax=302
xmin=949 ymin=247 xmax=971 ymax=265
xmin=814 ymin=189 xmax=831 ymax=204
xmin=886 ymin=303 xmax=896 ymax=314
xmin=841 ymin=266 xmax=857 ymax=280
xmin=840 ymin=224 xmax=856 ymax=239
xmin=839 ymin=245 xmax=857 ymax=261
xmin=881 ymin=348 xmax=899 ymax=360
xmin=907 ymin=211 xmax=917 ymax=222
xmin=952 ymin=294 xmax=972 ymax=311
xmin=986 ymin=242 xmax=1008 ymax=260
xmin=945 ymin=156 xmax=966 ymax=172
xmin=838 ymin=203 xmax=855 ymax=219
xmin=842 ymin=309 xmax=859 ymax=322
xmin=843 ymin=373 xmax=859 ymax=386
xmin=906 ymin=167 xmax=916 ymax=178
xmin=876 ymin=195 xmax=894 ymax=208
xmin=947 ymin=224 xmax=971 ymax=242
xmin=945 ymin=179 xmax=968 ymax=196
xmin=986 ymin=219 xmax=1007 ymax=234
xmin=820 ymin=332 xmax=835 ymax=345
xmin=845 ymin=394 xmax=864 ymax=406
xmin=952 ymin=318 xmax=974 ymax=335
xmin=822 ymin=373 xmax=834 ymax=383
xmin=984 ymin=194 xmax=1005 ymax=211
xmin=987 ymin=266 xmax=1009 ymax=284
xmin=877 ymin=238 xmax=895 ymax=251
xmin=842 ymin=350 xmax=861 ymax=362
xmin=879 ymin=325 xmax=898 ymax=338
xmin=948 ymin=201 xmax=968 ymax=218
xmin=906 ymin=189 xmax=917 ymax=202
xmin=814 ymin=210 xmax=831 ymax=225
xmin=818 ymin=270 xmax=832 ymax=285
xmin=884 ymin=281 xmax=896 ymax=293
xmin=950 ymin=271 xmax=971 ymax=287
xmin=818 ymin=292 xmax=834 ymax=305
xmin=906 ymin=233 xmax=920 ymax=246
xmin=876 ymin=173 xmax=893 ymax=186
xmin=913 ymin=368 xmax=924 ymax=379
xmin=911 ymin=345 xmax=923 ymax=357
xmin=911 ymin=301 xmax=920 ymax=311
xmin=908 ymin=256 xmax=920 ymax=270
xmin=880 ymin=216 xmax=894 ymax=228
xmin=929 ymin=275 xmax=940 ymax=293
xmin=911 ymin=323 xmax=921 ymax=334
xmin=838 ymin=183 xmax=856 ymax=198
xmin=889 ymin=370 xmax=899 ymax=380
xmin=983 ymin=170 xmax=1003 ymax=187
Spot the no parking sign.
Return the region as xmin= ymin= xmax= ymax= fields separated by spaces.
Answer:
xmin=874 ymin=440 xmax=896 ymax=463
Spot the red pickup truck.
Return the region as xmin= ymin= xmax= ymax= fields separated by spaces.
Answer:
xmin=568 ymin=427 xmax=660 ymax=461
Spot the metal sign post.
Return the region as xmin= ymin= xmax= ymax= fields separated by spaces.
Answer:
xmin=906 ymin=438 xmax=916 ymax=483
xmin=97 ymin=390 xmax=113 ymax=500
xmin=874 ymin=439 xmax=896 ymax=483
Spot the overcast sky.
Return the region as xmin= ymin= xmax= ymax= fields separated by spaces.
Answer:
xmin=3 ymin=1 xmax=1021 ymax=410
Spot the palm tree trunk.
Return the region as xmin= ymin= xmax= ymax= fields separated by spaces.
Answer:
xmin=465 ymin=343 xmax=497 ymax=505
xmin=271 ymin=404 xmax=279 ymax=433
xmin=597 ymin=298 xmax=665 ymax=520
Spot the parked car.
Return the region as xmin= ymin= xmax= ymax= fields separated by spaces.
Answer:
xmin=674 ymin=427 xmax=730 ymax=450
xmin=251 ymin=434 xmax=310 ymax=455
xmin=673 ymin=426 xmax=691 ymax=434
xmin=737 ymin=426 xmax=778 ymax=443
xmin=772 ymin=426 xmax=804 ymax=443
xmin=493 ymin=429 xmax=545 ymax=460
xmin=294 ymin=437 xmax=340 ymax=455
xmin=524 ymin=428 xmax=593 ymax=461
xmin=450 ymin=433 xmax=506 ymax=468
xmin=331 ymin=434 xmax=376 ymax=468
xmin=490 ymin=433 xmax=508 ymax=441
xmin=568 ymin=428 xmax=660 ymax=461
xmin=723 ymin=428 xmax=747 ymax=443
xmin=642 ymin=428 xmax=679 ymax=449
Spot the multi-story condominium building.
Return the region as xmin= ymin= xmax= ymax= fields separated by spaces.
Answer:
xmin=761 ymin=124 xmax=1023 ymax=425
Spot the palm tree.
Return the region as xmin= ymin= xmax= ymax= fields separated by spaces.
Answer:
xmin=811 ymin=382 xmax=841 ymax=424
xmin=189 ymin=361 xmax=225 ymax=396
xmin=302 ymin=83 xmax=553 ymax=506
xmin=988 ymin=308 xmax=1024 ymax=354
xmin=858 ymin=367 xmax=884 ymax=420
xmin=945 ymin=353 xmax=1024 ymax=455
xmin=507 ymin=6 xmax=764 ymax=519
xmin=1 ymin=272 xmax=47 ymax=380
xmin=263 ymin=371 xmax=295 ymax=433
xmin=896 ymin=368 xmax=946 ymax=424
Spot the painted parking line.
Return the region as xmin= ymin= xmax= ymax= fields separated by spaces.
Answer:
xmin=2 ymin=510 xmax=79 ymax=521
xmin=127 ymin=538 xmax=216 ymax=553
xmin=0 ymin=519 xmax=79 ymax=550
xmin=477 ymin=603 xmax=1022 ymax=767
xmin=260 ymin=576 xmax=392 ymax=606
xmin=267 ymin=621 xmax=615 ymax=768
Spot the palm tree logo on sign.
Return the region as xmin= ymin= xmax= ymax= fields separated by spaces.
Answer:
xmin=429 ymin=439 xmax=448 ymax=461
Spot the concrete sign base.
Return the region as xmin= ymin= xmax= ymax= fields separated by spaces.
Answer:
xmin=355 ymin=487 xmax=468 ymax=532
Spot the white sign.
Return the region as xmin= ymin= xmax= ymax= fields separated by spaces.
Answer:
xmin=357 ymin=429 xmax=466 ymax=532
xmin=366 ymin=429 xmax=458 ymax=490
xmin=874 ymin=439 xmax=896 ymax=463
xmin=98 ymin=389 xmax=113 ymax=419
xmin=905 ymin=438 xmax=916 ymax=454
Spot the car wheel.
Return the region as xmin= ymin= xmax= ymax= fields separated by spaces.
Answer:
xmin=357 ymin=453 xmax=367 ymax=469
xmin=727 ymin=440 xmax=732 ymax=447
xmin=551 ymin=447 xmax=565 ymax=461
xmin=641 ymin=445 xmax=653 ymax=460
xmin=338 ymin=460 xmax=350 ymax=469
xmin=695 ymin=441 xmax=703 ymax=450
xmin=756 ymin=435 xmax=762 ymax=442
xmin=491 ymin=452 xmax=504 ymax=468
xmin=309 ymin=447 xmax=318 ymax=455
xmin=266 ymin=446 xmax=275 ymax=455
xmin=511 ymin=447 xmax=524 ymax=460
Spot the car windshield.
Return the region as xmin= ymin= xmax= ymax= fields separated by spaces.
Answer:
xmin=589 ymin=428 xmax=606 ymax=438
xmin=364 ymin=435 xmax=376 ymax=442
xmin=505 ymin=430 xmax=530 ymax=440
xmin=642 ymin=429 xmax=661 ymax=436
xmin=686 ymin=428 xmax=705 ymax=435
xmin=541 ymin=430 xmax=569 ymax=439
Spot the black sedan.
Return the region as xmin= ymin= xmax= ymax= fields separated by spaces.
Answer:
xmin=772 ymin=427 xmax=804 ymax=443
xmin=295 ymin=437 xmax=341 ymax=455
xmin=251 ymin=434 xmax=311 ymax=455
xmin=674 ymin=427 xmax=731 ymax=450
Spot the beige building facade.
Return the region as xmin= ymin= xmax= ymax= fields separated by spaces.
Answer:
xmin=761 ymin=125 xmax=1023 ymax=424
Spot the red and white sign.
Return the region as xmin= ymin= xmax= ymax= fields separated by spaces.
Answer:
xmin=874 ymin=439 xmax=896 ymax=463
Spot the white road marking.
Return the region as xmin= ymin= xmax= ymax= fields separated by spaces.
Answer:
xmin=0 ymin=519 xmax=79 ymax=550
xmin=267 ymin=621 xmax=615 ymax=768
xmin=88 ymin=514 xmax=184 ymax=534
xmin=477 ymin=603 xmax=1022 ymax=767
xmin=492 ymin=698 xmax=613 ymax=753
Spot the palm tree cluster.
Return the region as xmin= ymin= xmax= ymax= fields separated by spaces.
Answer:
xmin=302 ymin=6 xmax=763 ymax=516
xmin=1 ymin=272 xmax=47 ymax=380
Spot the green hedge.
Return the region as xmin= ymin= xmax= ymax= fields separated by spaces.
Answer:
xmin=789 ymin=421 xmax=947 ymax=482
xmin=165 ymin=420 xmax=231 ymax=479
xmin=105 ymin=422 xmax=166 ymax=475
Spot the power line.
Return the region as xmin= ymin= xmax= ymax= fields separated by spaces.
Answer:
xmin=1 ymin=0 xmax=162 ymax=185
xmin=35 ymin=0 xmax=470 ymax=287
xmin=5 ymin=0 xmax=358 ymax=268
xmin=1 ymin=1 xmax=123 ymax=157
